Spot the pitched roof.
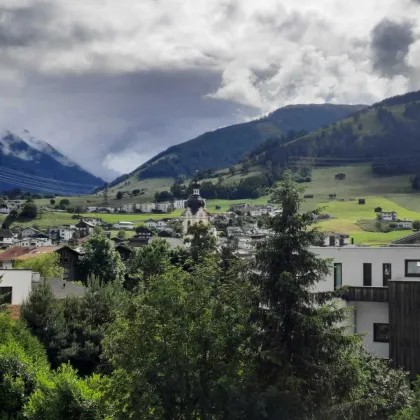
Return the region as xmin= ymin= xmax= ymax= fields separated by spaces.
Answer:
xmin=0 ymin=247 xmax=32 ymax=261
xmin=0 ymin=229 xmax=14 ymax=238
xmin=15 ymin=246 xmax=60 ymax=260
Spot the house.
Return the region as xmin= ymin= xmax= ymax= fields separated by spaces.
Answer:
xmin=0 ymin=229 xmax=15 ymax=246
xmin=112 ymin=221 xmax=134 ymax=230
xmin=115 ymin=244 xmax=133 ymax=261
xmin=311 ymin=245 xmax=420 ymax=378
xmin=135 ymin=227 xmax=154 ymax=239
xmin=15 ymin=246 xmax=60 ymax=261
xmin=136 ymin=203 xmax=155 ymax=213
xmin=378 ymin=211 xmax=397 ymax=222
xmin=144 ymin=220 xmax=158 ymax=229
xmin=0 ymin=204 xmax=10 ymax=214
xmin=21 ymin=227 xmax=42 ymax=238
xmin=75 ymin=220 xmax=95 ymax=237
xmin=49 ymin=226 xmax=75 ymax=242
xmin=0 ymin=269 xmax=37 ymax=305
xmin=227 ymin=227 xmax=244 ymax=238
xmin=173 ymin=199 xmax=187 ymax=209
xmin=155 ymin=220 xmax=168 ymax=229
xmin=55 ymin=246 xmax=81 ymax=281
xmin=0 ymin=247 xmax=32 ymax=269
xmin=155 ymin=201 xmax=173 ymax=213
xmin=14 ymin=237 xmax=53 ymax=248
xmin=158 ymin=229 xmax=174 ymax=238
xmin=395 ymin=219 xmax=413 ymax=230
xmin=323 ymin=233 xmax=351 ymax=247
xmin=128 ymin=235 xmax=150 ymax=248
xmin=120 ymin=204 xmax=135 ymax=213
xmin=182 ymin=182 xmax=210 ymax=234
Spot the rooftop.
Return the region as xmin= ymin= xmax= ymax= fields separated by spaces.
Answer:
xmin=15 ymin=246 xmax=60 ymax=260
xmin=0 ymin=247 xmax=32 ymax=261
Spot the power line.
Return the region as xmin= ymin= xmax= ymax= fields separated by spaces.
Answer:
xmin=0 ymin=165 xmax=101 ymax=188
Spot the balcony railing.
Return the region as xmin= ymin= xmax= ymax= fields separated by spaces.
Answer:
xmin=343 ymin=286 xmax=389 ymax=302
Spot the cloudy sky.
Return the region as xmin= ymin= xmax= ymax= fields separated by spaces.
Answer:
xmin=1 ymin=0 xmax=420 ymax=180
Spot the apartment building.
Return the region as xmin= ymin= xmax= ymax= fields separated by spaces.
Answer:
xmin=311 ymin=245 xmax=420 ymax=377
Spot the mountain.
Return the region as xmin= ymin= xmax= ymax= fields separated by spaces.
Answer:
xmin=120 ymin=103 xmax=365 ymax=182
xmin=253 ymin=90 xmax=420 ymax=176
xmin=0 ymin=130 xmax=104 ymax=195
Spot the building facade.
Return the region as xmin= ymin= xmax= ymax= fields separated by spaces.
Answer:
xmin=311 ymin=245 xmax=420 ymax=376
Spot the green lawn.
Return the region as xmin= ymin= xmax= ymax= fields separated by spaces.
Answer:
xmin=206 ymin=197 xmax=270 ymax=213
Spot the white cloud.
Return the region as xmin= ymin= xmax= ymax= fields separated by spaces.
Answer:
xmin=0 ymin=0 xmax=419 ymax=176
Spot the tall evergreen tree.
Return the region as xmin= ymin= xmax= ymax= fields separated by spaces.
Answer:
xmin=250 ymin=171 xmax=363 ymax=418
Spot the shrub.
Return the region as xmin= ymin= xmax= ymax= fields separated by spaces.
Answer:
xmin=328 ymin=194 xmax=336 ymax=198
xmin=304 ymin=194 xmax=314 ymax=199
xmin=335 ymin=173 xmax=346 ymax=180
xmin=358 ymin=198 xmax=366 ymax=204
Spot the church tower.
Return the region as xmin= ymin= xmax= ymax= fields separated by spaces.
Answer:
xmin=182 ymin=181 xmax=209 ymax=234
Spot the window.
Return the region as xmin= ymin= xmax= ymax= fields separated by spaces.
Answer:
xmin=405 ymin=260 xmax=420 ymax=277
xmin=334 ymin=263 xmax=342 ymax=290
xmin=363 ymin=263 xmax=372 ymax=286
xmin=374 ymin=323 xmax=389 ymax=343
xmin=0 ymin=287 xmax=12 ymax=304
xmin=383 ymin=263 xmax=392 ymax=286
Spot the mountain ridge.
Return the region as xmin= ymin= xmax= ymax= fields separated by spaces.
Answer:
xmin=0 ymin=130 xmax=104 ymax=194
xmin=112 ymin=103 xmax=365 ymax=186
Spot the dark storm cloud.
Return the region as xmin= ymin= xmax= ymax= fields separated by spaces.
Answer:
xmin=0 ymin=2 xmax=105 ymax=48
xmin=371 ymin=19 xmax=415 ymax=77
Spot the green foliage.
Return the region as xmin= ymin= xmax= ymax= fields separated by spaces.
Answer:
xmin=25 ymin=364 xmax=109 ymax=420
xmin=15 ymin=253 xmax=64 ymax=279
xmin=185 ymin=223 xmax=216 ymax=262
xmin=250 ymin=172 xmax=367 ymax=418
xmin=414 ymin=220 xmax=420 ymax=231
xmin=116 ymin=191 xmax=123 ymax=200
xmin=0 ymin=314 xmax=49 ymax=419
xmin=103 ymin=256 xmax=253 ymax=419
xmin=20 ymin=202 xmax=38 ymax=219
xmin=126 ymin=239 xmax=171 ymax=286
xmin=117 ymin=230 xmax=126 ymax=239
xmin=79 ymin=236 xmax=125 ymax=284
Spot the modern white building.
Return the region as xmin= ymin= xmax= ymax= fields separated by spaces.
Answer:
xmin=396 ymin=219 xmax=413 ymax=230
xmin=112 ymin=221 xmax=135 ymax=230
xmin=15 ymin=238 xmax=53 ymax=248
xmin=0 ymin=269 xmax=35 ymax=305
xmin=49 ymin=226 xmax=75 ymax=242
xmin=311 ymin=245 xmax=420 ymax=374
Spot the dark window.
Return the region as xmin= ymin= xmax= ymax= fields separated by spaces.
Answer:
xmin=63 ymin=256 xmax=69 ymax=263
xmin=405 ymin=260 xmax=420 ymax=277
xmin=374 ymin=323 xmax=389 ymax=343
xmin=383 ymin=263 xmax=392 ymax=286
xmin=363 ymin=263 xmax=372 ymax=286
xmin=334 ymin=263 xmax=342 ymax=290
xmin=0 ymin=287 xmax=12 ymax=304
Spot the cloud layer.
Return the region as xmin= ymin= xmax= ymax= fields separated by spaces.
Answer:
xmin=0 ymin=0 xmax=419 ymax=178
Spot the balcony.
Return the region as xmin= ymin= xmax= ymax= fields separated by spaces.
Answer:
xmin=343 ymin=286 xmax=389 ymax=302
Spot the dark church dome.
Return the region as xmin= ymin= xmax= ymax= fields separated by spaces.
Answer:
xmin=187 ymin=183 xmax=205 ymax=215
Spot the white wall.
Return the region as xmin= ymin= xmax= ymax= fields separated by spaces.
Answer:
xmin=352 ymin=301 xmax=389 ymax=359
xmin=311 ymin=246 xmax=420 ymax=290
xmin=0 ymin=269 xmax=33 ymax=304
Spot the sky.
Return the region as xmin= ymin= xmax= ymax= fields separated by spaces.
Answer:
xmin=0 ymin=0 xmax=420 ymax=180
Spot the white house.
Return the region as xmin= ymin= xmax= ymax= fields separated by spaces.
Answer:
xmin=0 ymin=229 xmax=15 ymax=246
xmin=136 ymin=203 xmax=155 ymax=213
xmin=379 ymin=211 xmax=397 ymax=222
xmin=155 ymin=201 xmax=173 ymax=213
xmin=173 ymin=199 xmax=187 ymax=209
xmin=49 ymin=226 xmax=75 ymax=242
xmin=155 ymin=220 xmax=168 ymax=229
xmin=310 ymin=246 xmax=420 ymax=362
xmin=396 ymin=219 xmax=413 ymax=230
xmin=120 ymin=204 xmax=135 ymax=213
xmin=112 ymin=221 xmax=135 ymax=230
xmin=144 ymin=220 xmax=158 ymax=228
xmin=0 ymin=204 xmax=10 ymax=214
xmin=21 ymin=227 xmax=42 ymax=238
xmin=323 ymin=233 xmax=351 ymax=247
xmin=0 ymin=269 xmax=35 ymax=304
xmin=15 ymin=238 xmax=53 ymax=248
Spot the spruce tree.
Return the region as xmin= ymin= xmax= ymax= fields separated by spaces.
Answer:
xmin=251 ymin=171 xmax=361 ymax=418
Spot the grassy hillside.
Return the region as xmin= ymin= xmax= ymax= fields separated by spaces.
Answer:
xmin=257 ymin=91 xmax=420 ymax=176
xmin=107 ymin=103 xmax=364 ymax=188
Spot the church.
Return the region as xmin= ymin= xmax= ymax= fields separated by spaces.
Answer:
xmin=182 ymin=181 xmax=210 ymax=234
